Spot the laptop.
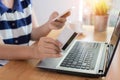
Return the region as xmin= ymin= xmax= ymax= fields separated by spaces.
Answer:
xmin=37 ymin=15 xmax=120 ymax=78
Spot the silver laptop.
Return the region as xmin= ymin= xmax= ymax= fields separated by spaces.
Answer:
xmin=37 ymin=15 xmax=120 ymax=77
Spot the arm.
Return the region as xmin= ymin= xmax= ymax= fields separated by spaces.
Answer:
xmin=0 ymin=9 xmax=70 ymax=60
xmin=31 ymin=10 xmax=51 ymax=40
xmin=0 ymin=44 xmax=34 ymax=60
xmin=0 ymin=37 xmax=34 ymax=59
xmin=0 ymin=38 xmax=34 ymax=59
xmin=0 ymin=37 xmax=61 ymax=60
xmin=31 ymin=8 xmax=71 ymax=41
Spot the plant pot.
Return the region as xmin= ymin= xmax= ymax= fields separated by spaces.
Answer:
xmin=94 ymin=15 xmax=108 ymax=32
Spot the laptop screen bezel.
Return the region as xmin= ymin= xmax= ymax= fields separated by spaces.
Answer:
xmin=104 ymin=35 xmax=120 ymax=76
xmin=104 ymin=15 xmax=120 ymax=76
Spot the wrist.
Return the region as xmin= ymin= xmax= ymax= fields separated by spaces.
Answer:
xmin=25 ymin=46 xmax=35 ymax=59
xmin=30 ymin=42 xmax=41 ymax=59
xmin=29 ymin=45 xmax=37 ymax=59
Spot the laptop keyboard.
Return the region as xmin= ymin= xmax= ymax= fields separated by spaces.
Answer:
xmin=60 ymin=41 xmax=101 ymax=70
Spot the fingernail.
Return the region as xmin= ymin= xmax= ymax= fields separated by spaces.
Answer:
xmin=56 ymin=53 xmax=62 ymax=57
xmin=59 ymin=53 xmax=62 ymax=56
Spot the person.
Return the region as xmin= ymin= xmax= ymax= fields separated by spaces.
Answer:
xmin=0 ymin=0 xmax=70 ymax=60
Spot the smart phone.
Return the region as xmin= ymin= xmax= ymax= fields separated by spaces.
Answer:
xmin=52 ymin=9 xmax=71 ymax=22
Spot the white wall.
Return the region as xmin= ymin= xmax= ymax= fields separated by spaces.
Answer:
xmin=32 ymin=0 xmax=81 ymax=25
xmin=108 ymin=0 xmax=120 ymax=26
xmin=32 ymin=0 xmax=120 ymax=26
xmin=112 ymin=0 xmax=120 ymax=11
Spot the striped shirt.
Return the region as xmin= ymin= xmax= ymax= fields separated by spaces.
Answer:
xmin=0 ymin=0 xmax=32 ymax=46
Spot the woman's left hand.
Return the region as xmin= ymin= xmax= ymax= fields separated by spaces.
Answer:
xmin=47 ymin=11 xmax=71 ymax=30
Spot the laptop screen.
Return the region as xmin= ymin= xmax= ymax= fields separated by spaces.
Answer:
xmin=110 ymin=14 xmax=120 ymax=47
xmin=105 ymin=14 xmax=120 ymax=75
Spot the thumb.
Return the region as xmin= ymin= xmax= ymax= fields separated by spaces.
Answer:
xmin=49 ymin=11 xmax=59 ymax=21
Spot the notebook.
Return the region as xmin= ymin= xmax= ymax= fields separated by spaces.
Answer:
xmin=37 ymin=15 xmax=120 ymax=77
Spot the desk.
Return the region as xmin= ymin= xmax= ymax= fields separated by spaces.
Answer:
xmin=0 ymin=25 xmax=119 ymax=80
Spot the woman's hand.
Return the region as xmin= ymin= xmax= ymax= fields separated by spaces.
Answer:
xmin=47 ymin=11 xmax=71 ymax=30
xmin=33 ymin=37 xmax=62 ymax=59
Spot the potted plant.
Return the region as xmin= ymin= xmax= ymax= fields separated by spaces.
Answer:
xmin=93 ymin=0 xmax=110 ymax=32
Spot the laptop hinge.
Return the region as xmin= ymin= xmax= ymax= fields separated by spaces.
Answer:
xmin=98 ymin=44 xmax=109 ymax=74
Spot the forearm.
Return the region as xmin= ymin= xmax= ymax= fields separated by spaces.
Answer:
xmin=31 ymin=22 xmax=51 ymax=41
xmin=0 ymin=44 xmax=34 ymax=60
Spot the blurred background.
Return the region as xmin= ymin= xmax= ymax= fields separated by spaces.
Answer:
xmin=33 ymin=0 xmax=120 ymax=27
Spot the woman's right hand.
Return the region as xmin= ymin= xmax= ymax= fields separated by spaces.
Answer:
xmin=32 ymin=37 xmax=62 ymax=59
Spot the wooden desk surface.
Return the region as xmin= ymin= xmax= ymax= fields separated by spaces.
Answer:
xmin=0 ymin=25 xmax=119 ymax=80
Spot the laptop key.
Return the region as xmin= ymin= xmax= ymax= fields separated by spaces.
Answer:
xmin=72 ymin=61 xmax=77 ymax=65
xmin=82 ymin=63 xmax=87 ymax=66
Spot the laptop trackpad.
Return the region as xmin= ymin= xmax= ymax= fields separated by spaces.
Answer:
xmin=37 ymin=57 xmax=63 ymax=69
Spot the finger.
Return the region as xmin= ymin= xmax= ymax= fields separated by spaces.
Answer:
xmin=56 ymin=40 xmax=63 ymax=47
xmin=43 ymin=42 xmax=61 ymax=52
xmin=44 ymin=38 xmax=60 ymax=47
xmin=39 ymin=37 xmax=59 ymax=47
xmin=46 ymin=53 xmax=62 ymax=58
xmin=61 ymin=11 xmax=71 ymax=18
xmin=43 ymin=37 xmax=61 ymax=51
xmin=49 ymin=12 xmax=59 ymax=20
xmin=51 ymin=21 xmax=65 ymax=29
xmin=43 ymin=49 xmax=62 ymax=58
xmin=35 ymin=48 xmax=62 ymax=59
xmin=54 ymin=18 xmax=66 ymax=23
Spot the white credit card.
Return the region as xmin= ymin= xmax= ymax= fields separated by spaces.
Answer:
xmin=57 ymin=26 xmax=78 ymax=50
